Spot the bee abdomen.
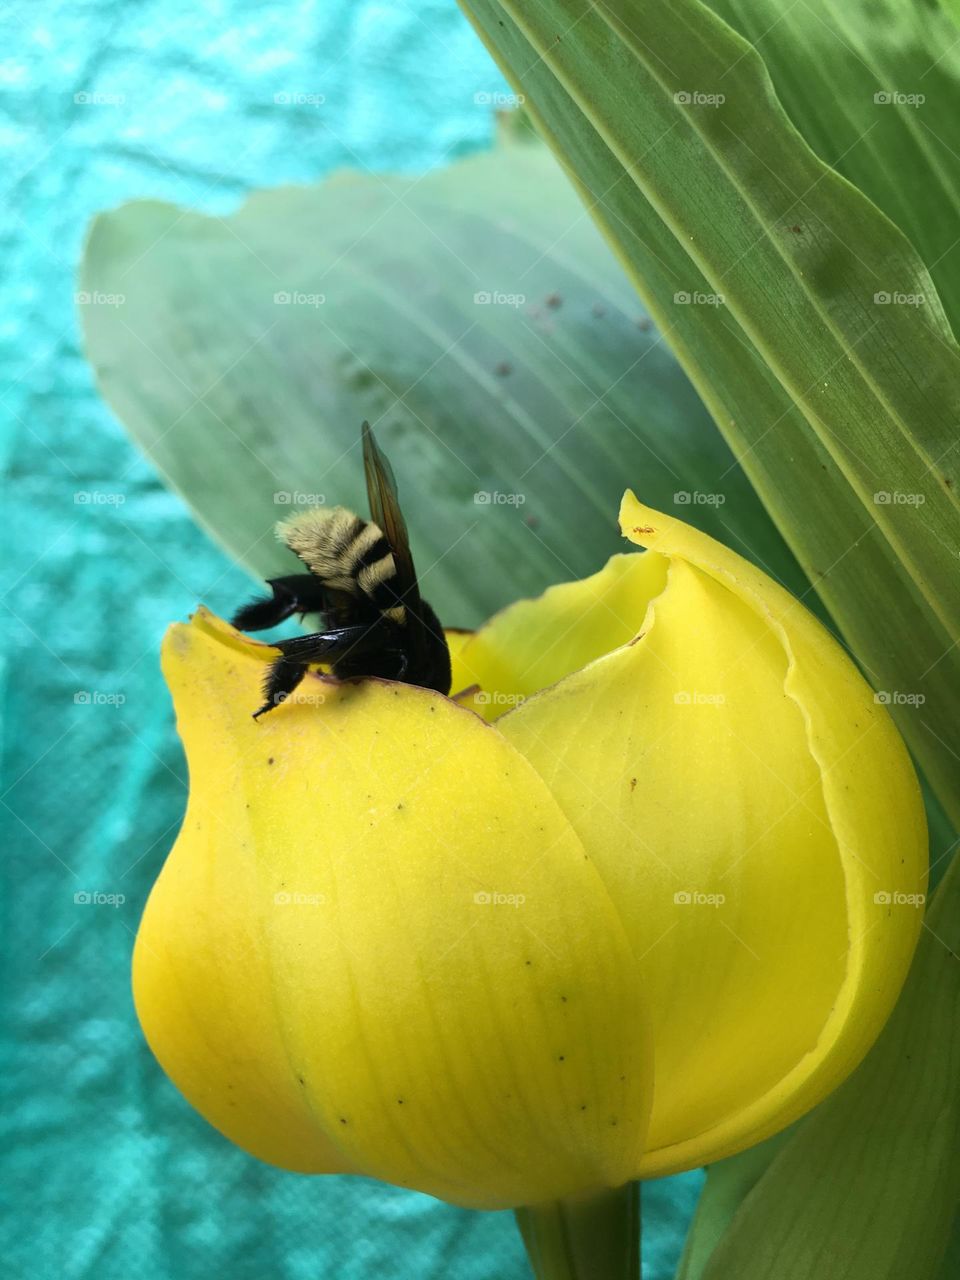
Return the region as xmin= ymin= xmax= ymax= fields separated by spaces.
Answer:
xmin=277 ymin=507 xmax=404 ymax=620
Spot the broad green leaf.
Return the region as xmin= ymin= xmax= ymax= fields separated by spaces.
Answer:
xmin=675 ymin=1132 xmax=792 ymax=1280
xmin=459 ymin=0 xmax=960 ymax=828
xmin=711 ymin=0 xmax=960 ymax=332
xmin=699 ymin=847 xmax=960 ymax=1280
xmin=79 ymin=141 xmax=802 ymax=630
xmin=935 ymin=1214 xmax=960 ymax=1280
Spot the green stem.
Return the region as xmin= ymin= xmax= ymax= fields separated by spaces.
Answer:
xmin=515 ymin=1182 xmax=641 ymax=1280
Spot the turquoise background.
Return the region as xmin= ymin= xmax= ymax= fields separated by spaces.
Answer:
xmin=1 ymin=2 xmax=701 ymax=1276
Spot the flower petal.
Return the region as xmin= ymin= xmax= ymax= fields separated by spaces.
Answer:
xmin=499 ymin=497 xmax=926 ymax=1176
xmin=134 ymin=610 xmax=652 ymax=1208
xmin=450 ymin=552 xmax=668 ymax=721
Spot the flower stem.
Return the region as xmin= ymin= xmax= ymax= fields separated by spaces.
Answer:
xmin=515 ymin=1182 xmax=641 ymax=1280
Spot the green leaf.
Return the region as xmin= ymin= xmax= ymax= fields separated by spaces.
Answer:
xmin=935 ymin=1213 xmax=960 ymax=1280
xmin=458 ymin=0 xmax=960 ymax=826
xmin=675 ymin=1132 xmax=792 ymax=1280
xmin=699 ymin=848 xmax=960 ymax=1280
xmin=709 ymin=0 xmax=960 ymax=332
xmin=79 ymin=142 xmax=802 ymax=630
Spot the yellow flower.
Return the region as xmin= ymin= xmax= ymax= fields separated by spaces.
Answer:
xmin=134 ymin=495 xmax=926 ymax=1207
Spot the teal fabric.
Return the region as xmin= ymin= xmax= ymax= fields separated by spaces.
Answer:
xmin=0 ymin=3 xmax=702 ymax=1276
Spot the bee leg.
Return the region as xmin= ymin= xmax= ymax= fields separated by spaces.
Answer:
xmin=233 ymin=575 xmax=331 ymax=633
xmin=253 ymin=656 xmax=310 ymax=719
xmin=252 ymin=625 xmax=381 ymax=718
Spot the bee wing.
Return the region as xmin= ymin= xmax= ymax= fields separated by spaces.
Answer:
xmin=361 ymin=421 xmax=421 ymax=608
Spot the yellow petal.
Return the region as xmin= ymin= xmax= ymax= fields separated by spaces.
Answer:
xmin=499 ymin=496 xmax=926 ymax=1176
xmin=450 ymin=553 xmax=668 ymax=722
xmin=134 ymin=610 xmax=652 ymax=1208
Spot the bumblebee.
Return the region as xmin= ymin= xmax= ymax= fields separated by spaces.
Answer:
xmin=232 ymin=423 xmax=452 ymax=718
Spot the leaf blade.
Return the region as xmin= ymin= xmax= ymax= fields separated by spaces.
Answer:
xmin=459 ymin=0 xmax=960 ymax=824
xmin=79 ymin=143 xmax=804 ymax=629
